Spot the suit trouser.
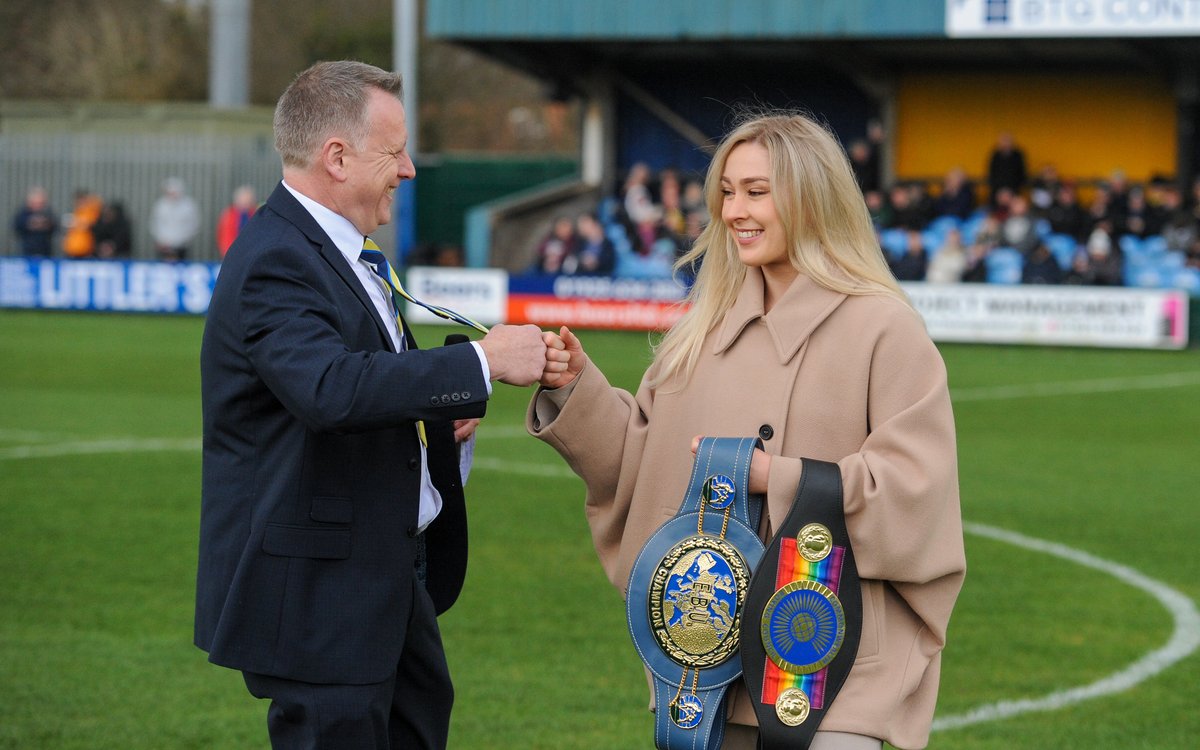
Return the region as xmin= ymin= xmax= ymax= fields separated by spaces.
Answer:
xmin=243 ymin=576 xmax=452 ymax=750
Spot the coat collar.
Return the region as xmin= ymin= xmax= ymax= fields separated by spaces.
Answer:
xmin=712 ymin=269 xmax=848 ymax=363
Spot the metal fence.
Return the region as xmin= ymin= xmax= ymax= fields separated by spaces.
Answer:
xmin=2 ymin=131 xmax=283 ymax=262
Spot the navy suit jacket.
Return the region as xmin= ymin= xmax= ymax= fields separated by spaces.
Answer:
xmin=195 ymin=183 xmax=488 ymax=684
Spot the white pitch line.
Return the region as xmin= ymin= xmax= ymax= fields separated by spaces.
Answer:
xmin=932 ymin=521 xmax=1200 ymax=732
xmin=951 ymin=370 xmax=1200 ymax=403
xmin=0 ymin=437 xmax=201 ymax=460
xmin=471 ymin=455 xmax=577 ymax=479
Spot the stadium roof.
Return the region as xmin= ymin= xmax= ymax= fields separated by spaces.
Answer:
xmin=426 ymin=0 xmax=1200 ymax=84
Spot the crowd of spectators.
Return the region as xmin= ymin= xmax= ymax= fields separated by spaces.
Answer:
xmin=526 ymin=163 xmax=706 ymax=280
xmin=11 ymin=180 xmax=259 ymax=262
xmin=528 ymin=126 xmax=1200 ymax=293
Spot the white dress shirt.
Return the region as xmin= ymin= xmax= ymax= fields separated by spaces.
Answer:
xmin=282 ymin=181 xmax=490 ymax=530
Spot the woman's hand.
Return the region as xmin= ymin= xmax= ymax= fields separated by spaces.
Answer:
xmin=690 ymin=435 xmax=771 ymax=494
xmin=541 ymin=326 xmax=585 ymax=389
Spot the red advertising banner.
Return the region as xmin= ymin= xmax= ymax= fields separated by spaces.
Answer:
xmin=507 ymin=293 xmax=688 ymax=331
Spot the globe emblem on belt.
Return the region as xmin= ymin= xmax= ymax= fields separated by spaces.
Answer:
xmin=761 ymin=580 xmax=846 ymax=674
xmin=648 ymin=535 xmax=751 ymax=669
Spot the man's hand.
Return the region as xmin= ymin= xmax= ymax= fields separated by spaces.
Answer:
xmin=541 ymin=326 xmax=585 ymax=389
xmin=478 ymin=324 xmax=548 ymax=386
xmin=453 ymin=418 xmax=480 ymax=443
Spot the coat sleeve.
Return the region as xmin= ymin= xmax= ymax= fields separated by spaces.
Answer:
xmin=526 ymin=357 xmax=656 ymax=586
xmin=238 ymin=241 xmax=488 ymax=434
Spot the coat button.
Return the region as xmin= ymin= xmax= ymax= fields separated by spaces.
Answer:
xmin=451 ymin=392 xmax=461 ymax=402
xmin=758 ymin=424 xmax=774 ymax=440
xmin=407 ymin=457 xmax=419 ymax=470
xmin=440 ymin=394 xmax=451 ymax=405
xmin=429 ymin=396 xmax=439 ymax=405
xmin=462 ymin=391 xmax=471 ymax=400
xmin=406 ymin=525 xmax=419 ymax=538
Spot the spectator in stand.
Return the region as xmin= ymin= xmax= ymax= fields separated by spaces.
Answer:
xmin=622 ymin=162 xmax=658 ymax=225
xmin=1085 ymin=219 xmax=1123 ymax=285
xmin=889 ymin=229 xmax=928 ymax=281
xmin=864 ymin=189 xmax=891 ymax=229
xmin=986 ymin=131 xmax=1027 ymax=206
xmin=532 ymin=215 xmax=579 ymax=275
xmin=1121 ymin=185 xmax=1162 ymax=239
xmin=1021 ymin=242 xmax=1063 ymax=284
xmin=962 ymin=215 xmax=1002 ymax=283
xmin=63 ymin=189 xmax=103 ymax=259
xmin=987 ymin=186 xmax=1016 ymax=223
xmin=932 ymin=167 xmax=976 ymax=220
xmin=572 ymin=213 xmax=616 ymax=276
xmin=848 ymin=139 xmax=879 ymax=193
xmin=216 ymin=185 xmax=258 ymax=258
xmin=659 ymin=169 xmax=686 ymax=237
xmin=1142 ymin=178 xmax=1171 ymax=236
xmin=1161 ymin=185 xmax=1197 ymax=253
xmin=1105 ymin=169 xmax=1131 ymax=225
xmin=1030 ymin=163 xmax=1062 ymax=212
xmin=1002 ymin=195 xmax=1041 ymax=255
xmin=886 ymin=183 xmax=926 ymax=230
xmin=909 ymin=182 xmax=936 ymax=227
xmin=1190 ymin=176 xmax=1200 ymax=222
xmin=1187 ymin=237 xmax=1200 ymax=270
xmin=1086 ymin=184 xmax=1114 ymax=235
xmin=12 ymin=186 xmax=58 ymax=256
xmin=150 ymin=177 xmax=200 ymax=262
xmin=1045 ymin=182 xmax=1089 ymax=242
xmin=1063 ymin=250 xmax=1095 ymax=285
xmin=93 ymin=201 xmax=133 ymax=259
xmin=961 ymin=242 xmax=989 ymax=283
xmin=681 ymin=176 xmax=707 ymax=216
xmin=926 ymin=227 xmax=968 ymax=283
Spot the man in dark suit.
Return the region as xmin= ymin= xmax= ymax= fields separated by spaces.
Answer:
xmin=195 ymin=60 xmax=552 ymax=749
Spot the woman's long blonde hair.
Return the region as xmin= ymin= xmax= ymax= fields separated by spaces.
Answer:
xmin=651 ymin=112 xmax=909 ymax=389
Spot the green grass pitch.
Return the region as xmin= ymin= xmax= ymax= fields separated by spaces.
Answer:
xmin=1 ymin=309 xmax=1197 ymax=749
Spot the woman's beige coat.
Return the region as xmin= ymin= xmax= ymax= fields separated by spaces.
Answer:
xmin=528 ymin=270 xmax=965 ymax=749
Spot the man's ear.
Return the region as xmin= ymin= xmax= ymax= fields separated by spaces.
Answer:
xmin=321 ymin=138 xmax=349 ymax=182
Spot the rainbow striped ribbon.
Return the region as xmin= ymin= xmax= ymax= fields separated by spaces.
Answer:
xmin=760 ymin=538 xmax=846 ymax=709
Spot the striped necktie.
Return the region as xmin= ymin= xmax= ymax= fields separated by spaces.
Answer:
xmin=358 ymin=238 xmax=489 ymax=334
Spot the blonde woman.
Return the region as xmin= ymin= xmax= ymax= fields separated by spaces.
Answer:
xmin=534 ymin=113 xmax=964 ymax=750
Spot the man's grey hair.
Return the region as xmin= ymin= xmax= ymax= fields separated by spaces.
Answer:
xmin=273 ymin=61 xmax=404 ymax=169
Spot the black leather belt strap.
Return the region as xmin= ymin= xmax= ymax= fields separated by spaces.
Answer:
xmin=740 ymin=459 xmax=862 ymax=750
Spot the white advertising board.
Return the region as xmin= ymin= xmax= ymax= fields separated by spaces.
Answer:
xmin=947 ymin=0 xmax=1200 ymax=37
xmin=402 ymin=266 xmax=509 ymax=327
xmin=901 ymin=282 xmax=1190 ymax=349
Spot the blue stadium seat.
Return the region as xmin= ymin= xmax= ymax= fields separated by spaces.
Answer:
xmin=929 ymin=215 xmax=961 ymax=235
xmin=1142 ymin=235 xmax=1168 ymax=255
xmin=1171 ymin=267 xmax=1200 ymax=294
xmin=960 ymin=210 xmax=988 ymax=244
xmin=1118 ymin=234 xmax=1143 ymax=257
xmin=1160 ymin=251 xmax=1186 ymax=270
xmin=985 ymin=247 xmax=1024 ymax=285
xmin=1046 ymin=234 xmax=1077 ymax=268
xmin=880 ymin=228 xmax=908 ymax=260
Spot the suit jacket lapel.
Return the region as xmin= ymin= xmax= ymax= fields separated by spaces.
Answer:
xmin=264 ymin=183 xmax=398 ymax=352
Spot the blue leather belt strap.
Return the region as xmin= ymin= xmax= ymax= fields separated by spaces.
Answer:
xmin=627 ymin=437 xmax=766 ymax=750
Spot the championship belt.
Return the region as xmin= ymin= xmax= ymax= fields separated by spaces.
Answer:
xmin=740 ymin=459 xmax=862 ymax=749
xmin=626 ymin=437 xmax=767 ymax=750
